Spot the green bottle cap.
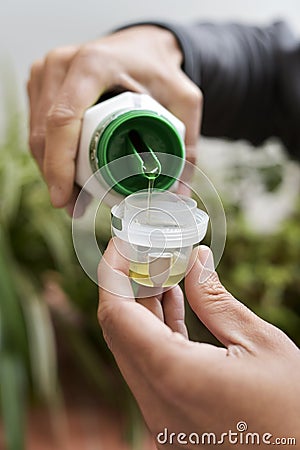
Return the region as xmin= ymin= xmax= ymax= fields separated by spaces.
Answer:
xmin=91 ymin=110 xmax=185 ymax=195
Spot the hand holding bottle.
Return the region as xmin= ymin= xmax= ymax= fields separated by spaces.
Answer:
xmin=27 ymin=25 xmax=202 ymax=214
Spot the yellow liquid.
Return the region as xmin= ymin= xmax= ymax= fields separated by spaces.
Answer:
xmin=129 ymin=258 xmax=186 ymax=287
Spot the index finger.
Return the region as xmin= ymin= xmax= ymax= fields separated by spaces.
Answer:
xmin=165 ymin=72 xmax=203 ymax=196
xmin=44 ymin=47 xmax=112 ymax=207
xmin=98 ymin=239 xmax=185 ymax=376
xmin=166 ymin=71 xmax=202 ymax=163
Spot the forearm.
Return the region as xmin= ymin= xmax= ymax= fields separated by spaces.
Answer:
xmin=120 ymin=20 xmax=300 ymax=158
xmin=170 ymin=22 xmax=278 ymax=143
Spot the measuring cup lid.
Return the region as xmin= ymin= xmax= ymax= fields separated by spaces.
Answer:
xmin=111 ymin=191 xmax=209 ymax=248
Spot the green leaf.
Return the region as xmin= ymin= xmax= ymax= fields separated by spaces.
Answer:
xmin=16 ymin=273 xmax=57 ymax=403
xmin=0 ymin=226 xmax=27 ymax=354
xmin=0 ymin=353 xmax=26 ymax=450
xmin=59 ymin=321 xmax=114 ymax=402
xmin=0 ymin=149 xmax=31 ymax=227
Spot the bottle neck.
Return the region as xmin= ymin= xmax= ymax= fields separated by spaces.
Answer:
xmin=89 ymin=109 xmax=185 ymax=196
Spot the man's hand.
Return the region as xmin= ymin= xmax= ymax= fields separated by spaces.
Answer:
xmin=27 ymin=26 xmax=202 ymax=214
xmin=98 ymin=238 xmax=300 ymax=449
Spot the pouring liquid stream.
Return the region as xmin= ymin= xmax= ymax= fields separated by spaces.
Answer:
xmin=128 ymin=129 xmax=184 ymax=287
xmin=128 ymin=129 xmax=161 ymax=223
xmin=145 ymin=174 xmax=156 ymax=223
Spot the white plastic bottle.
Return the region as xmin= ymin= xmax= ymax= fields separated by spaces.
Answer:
xmin=76 ymin=92 xmax=186 ymax=206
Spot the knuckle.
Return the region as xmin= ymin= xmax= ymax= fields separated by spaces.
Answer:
xmin=97 ymin=302 xmax=110 ymax=329
xmin=77 ymin=43 xmax=114 ymax=76
xmin=45 ymin=49 xmax=62 ymax=65
xmin=97 ymin=301 xmax=123 ymax=353
xmin=29 ymin=130 xmax=45 ymax=155
xmin=198 ymin=272 xmax=231 ymax=303
xmin=46 ymin=104 xmax=77 ymax=128
xmin=78 ymin=43 xmax=107 ymax=62
xmin=45 ymin=46 xmax=76 ymax=66
xmin=182 ymin=84 xmax=203 ymax=111
xmin=97 ymin=304 xmax=112 ymax=345
xmin=29 ymin=58 xmax=44 ymax=80
xmin=155 ymin=67 xmax=172 ymax=86
xmin=194 ymin=85 xmax=203 ymax=104
xmin=78 ymin=43 xmax=97 ymax=58
xmin=97 ymin=300 xmax=119 ymax=333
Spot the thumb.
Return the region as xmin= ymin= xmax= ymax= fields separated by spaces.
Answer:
xmin=185 ymin=246 xmax=269 ymax=351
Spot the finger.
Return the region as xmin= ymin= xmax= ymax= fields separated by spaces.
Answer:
xmin=98 ymin=238 xmax=134 ymax=302
xmin=184 ymin=246 xmax=271 ymax=352
xmin=164 ymin=73 xmax=202 ymax=197
xmin=166 ymin=71 xmax=203 ymax=165
xmin=33 ymin=47 xmax=77 ymax=170
xmin=136 ymin=296 xmax=164 ymax=322
xmin=27 ymin=59 xmax=44 ymax=128
xmin=27 ymin=59 xmax=45 ymax=168
xmin=176 ymin=179 xmax=191 ymax=197
xmin=66 ymin=184 xmax=92 ymax=218
xmin=162 ymin=285 xmax=188 ymax=338
xmin=44 ymin=45 xmax=116 ymax=207
xmin=176 ymin=154 xmax=196 ymax=197
xmin=98 ymin=239 xmax=188 ymax=378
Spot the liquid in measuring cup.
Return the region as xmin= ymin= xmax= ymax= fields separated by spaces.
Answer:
xmin=129 ymin=252 xmax=187 ymax=287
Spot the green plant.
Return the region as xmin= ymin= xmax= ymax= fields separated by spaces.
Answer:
xmin=218 ymin=200 xmax=300 ymax=344
xmin=0 ymin=106 xmax=135 ymax=448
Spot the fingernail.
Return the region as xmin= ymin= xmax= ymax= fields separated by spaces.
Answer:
xmin=198 ymin=245 xmax=215 ymax=271
xmin=198 ymin=245 xmax=215 ymax=284
xmin=50 ymin=185 xmax=63 ymax=207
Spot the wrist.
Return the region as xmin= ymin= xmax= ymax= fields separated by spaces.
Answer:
xmin=142 ymin=25 xmax=183 ymax=66
xmin=116 ymin=24 xmax=183 ymax=67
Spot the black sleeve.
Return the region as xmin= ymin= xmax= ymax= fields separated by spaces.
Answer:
xmin=120 ymin=21 xmax=300 ymax=160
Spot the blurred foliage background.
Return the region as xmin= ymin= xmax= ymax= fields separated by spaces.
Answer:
xmin=0 ymin=93 xmax=300 ymax=449
xmin=0 ymin=96 xmax=141 ymax=449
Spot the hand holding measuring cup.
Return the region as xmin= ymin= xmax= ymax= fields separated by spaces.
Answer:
xmin=98 ymin=239 xmax=300 ymax=449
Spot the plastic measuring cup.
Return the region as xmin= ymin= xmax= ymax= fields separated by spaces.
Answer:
xmin=111 ymin=190 xmax=209 ymax=289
